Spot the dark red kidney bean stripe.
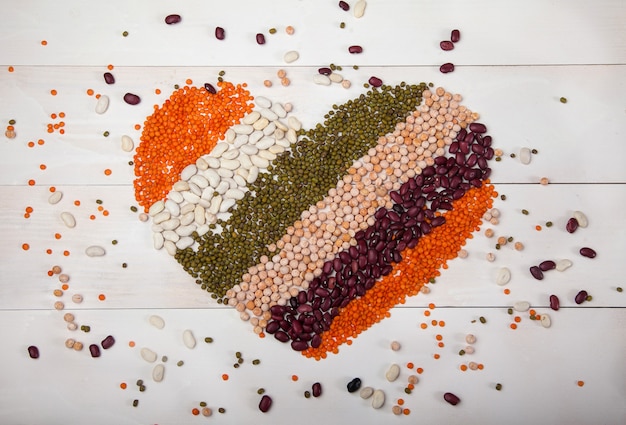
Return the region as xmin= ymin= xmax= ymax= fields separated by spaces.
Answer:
xmin=266 ymin=124 xmax=494 ymax=352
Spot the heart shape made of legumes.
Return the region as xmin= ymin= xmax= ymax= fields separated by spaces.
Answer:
xmin=133 ymin=81 xmax=497 ymax=360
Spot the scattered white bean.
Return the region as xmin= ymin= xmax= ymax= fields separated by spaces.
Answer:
xmin=540 ymin=313 xmax=551 ymax=328
xmin=496 ymin=267 xmax=511 ymax=285
xmin=153 ymin=232 xmax=164 ymax=250
xmin=385 ymin=363 xmax=401 ymax=382
xmin=164 ymin=240 xmax=177 ymax=256
xmin=354 ymin=0 xmax=367 ymax=18
xmin=288 ymin=116 xmax=302 ymax=131
xmin=254 ymin=96 xmax=272 ymax=109
xmin=85 ymin=245 xmax=105 ymax=257
xmin=95 ymin=95 xmax=110 ymax=114
xmin=573 ymin=211 xmax=588 ymax=228
xmin=242 ymin=111 xmax=261 ymax=125
xmin=519 ymin=147 xmax=531 ymax=164
xmin=60 ymin=212 xmax=76 ymax=228
xmin=182 ymin=329 xmax=196 ymax=349
xmin=359 ymin=386 xmax=374 ymax=399
xmin=176 ymin=236 xmax=194 ymax=250
xmin=141 ymin=347 xmax=157 ymax=363
xmin=271 ymin=103 xmax=287 ymax=118
xmin=284 ymin=50 xmax=300 ymax=63
xmin=371 ymin=389 xmax=385 ymax=409
xmin=313 ymin=74 xmax=332 ymax=86
xmin=329 ymin=73 xmax=343 ymax=83
xmin=48 ymin=190 xmax=63 ymax=204
xmin=121 ymin=135 xmax=134 ymax=152
xmin=513 ymin=301 xmax=530 ymax=312
xmin=152 ymin=364 xmax=165 ymax=382
xmin=149 ymin=315 xmax=165 ymax=329
xmin=556 ymin=259 xmax=573 ymax=271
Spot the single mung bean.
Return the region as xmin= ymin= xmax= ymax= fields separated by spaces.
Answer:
xmin=8 ymin=119 xmax=16 ymax=125
xmin=103 ymin=131 xmax=109 ymax=137
xmin=479 ymin=316 xmax=487 ymax=324
xmin=133 ymin=399 xmax=139 ymax=407
xmin=617 ymin=287 xmax=623 ymax=292
xmin=560 ymin=97 xmax=567 ymax=103
xmin=522 ymin=209 xmax=529 ymax=215
xmin=139 ymin=385 xmax=146 ymax=392
xmin=304 ymin=390 xmax=311 ymax=398
xmin=136 ymin=379 xmax=143 ymax=386
xmin=500 ymin=195 xmax=506 ymax=200
xmin=177 ymin=360 xmax=184 ymax=366
xmin=507 ymin=308 xmax=513 ymax=315
xmin=546 ymin=221 xmax=553 ymax=227
xmin=218 ymin=408 xmax=225 ymax=413
xmin=531 ymin=148 xmax=538 ymax=154
xmin=340 ymin=22 xmax=346 ymax=28
xmin=122 ymin=31 xmax=128 ymax=37
xmin=496 ymin=383 xmax=502 ymax=391
xmin=257 ymin=388 xmax=265 ymax=394
xmin=233 ymin=363 xmax=239 ymax=368
xmin=199 ymin=401 xmax=207 ymax=407
xmin=252 ymin=359 xmax=261 ymax=365
xmin=162 ymin=356 xmax=168 ymax=362
xmin=269 ymin=28 xmax=277 ymax=34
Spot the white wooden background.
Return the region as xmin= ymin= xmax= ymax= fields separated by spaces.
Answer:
xmin=1 ymin=1 xmax=625 ymax=424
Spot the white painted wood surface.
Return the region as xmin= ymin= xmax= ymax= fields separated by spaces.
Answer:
xmin=0 ymin=1 xmax=625 ymax=424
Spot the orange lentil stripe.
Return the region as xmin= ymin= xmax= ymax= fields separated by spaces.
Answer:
xmin=133 ymin=81 xmax=254 ymax=211
xmin=303 ymin=183 xmax=497 ymax=359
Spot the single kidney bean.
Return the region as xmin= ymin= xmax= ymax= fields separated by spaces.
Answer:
xmin=549 ymin=295 xmax=560 ymax=310
xmin=123 ymin=93 xmax=141 ymax=105
xmin=256 ymin=33 xmax=266 ymax=45
xmin=318 ymin=67 xmax=332 ymax=75
xmin=529 ymin=266 xmax=544 ymax=280
xmin=566 ymin=217 xmax=579 ymax=233
xmin=204 ymin=83 xmax=217 ymax=94
xmin=259 ymin=395 xmax=272 ymax=412
xmin=469 ymin=123 xmax=487 ymax=133
xmin=89 ymin=344 xmax=101 ymax=358
xmin=291 ymin=340 xmax=309 ymax=351
xmin=164 ymin=14 xmax=181 ymax=25
xmin=451 ymin=29 xmax=461 ymax=42
xmin=348 ymin=45 xmax=363 ymax=54
xmin=274 ymin=331 xmax=289 ymax=342
xmin=101 ymin=335 xmax=115 ymax=349
xmin=103 ymin=72 xmax=115 ymax=84
xmin=27 ymin=345 xmax=39 ymax=359
xmin=339 ymin=0 xmax=350 ymax=11
xmin=440 ymin=63 xmax=455 ymax=73
xmin=368 ymin=76 xmax=383 ymax=87
xmin=579 ymin=247 xmax=596 ymax=258
xmin=440 ymin=41 xmax=454 ymax=51
xmin=539 ymin=260 xmax=556 ymax=271
xmin=444 ymin=392 xmax=460 ymax=405
xmin=575 ymin=290 xmax=588 ymax=304
xmin=215 ymin=26 xmax=225 ymax=40
xmin=347 ymin=377 xmax=362 ymax=393
xmin=312 ymin=382 xmax=322 ymax=397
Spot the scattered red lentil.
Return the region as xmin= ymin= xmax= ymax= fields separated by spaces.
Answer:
xmin=120 ymin=382 xmax=127 ymax=390
xmin=98 ymin=294 xmax=106 ymax=301
xmin=577 ymin=380 xmax=585 ymax=387
xmin=222 ymin=374 xmax=229 ymax=381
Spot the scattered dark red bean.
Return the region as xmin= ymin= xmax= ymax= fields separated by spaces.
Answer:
xmin=440 ymin=41 xmax=454 ymax=51
xmin=215 ymin=26 xmax=225 ymax=40
xmin=451 ymin=29 xmax=461 ymax=43
xmin=101 ymin=335 xmax=115 ymax=349
xmin=579 ymin=247 xmax=596 ymax=258
xmin=123 ymin=93 xmax=141 ymax=105
xmin=347 ymin=377 xmax=362 ymax=393
xmin=89 ymin=344 xmax=101 ymax=358
xmin=103 ymin=72 xmax=115 ymax=85
xmin=204 ymin=83 xmax=217 ymax=94
xmin=444 ymin=392 xmax=460 ymax=405
xmin=539 ymin=260 xmax=556 ymax=271
xmin=338 ymin=1 xmax=350 ymax=11
xmin=27 ymin=345 xmax=39 ymax=359
xmin=259 ymin=395 xmax=273 ymax=413
xmin=575 ymin=290 xmax=588 ymax=304
xmin=549 ymin=295 xmax=560 ymax=311
xmin=312 ymin=382 xmax=322 ymax=397
xmin=256 ymin=33 xmax=266 ymax=45
xmin=530 ymin=266 xmax=544 ymax=280
xmin=439 ymin=63 xmax=455 ymax=73
xmin=348 ymin=45 xmax=363 ymax=54
xmin=368 ymin=76 xmax=382 ymax=87
xmin=566 ymin=217 xmax=579 ymax=233
xmin=164 ymin=14 xmax=181 ymax=25
xmin=318 ymin=67 xmax=332 ymax=75
xmin=469 ymin=123 xmax=487 ymax=133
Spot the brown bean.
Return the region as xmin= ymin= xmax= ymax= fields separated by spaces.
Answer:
xmin=368 ymin=76 xmax=382 ymax=87
xmin=215 ymin=27 xmax=225 ymax=40
xmin=575 ymin=290 xmax=588 ymax=304
xmin=312 ymin=382 xmax=322 ymax=397
xmin=549 ymin=294 xmax=560 ymax=310
xmin=439 ymin=63 xmax=455 ymax=73
xmin=256 ymin=33 xmax=266 ymax=45
xmin=539 ymin=260 xmax=556 ymax=271
xmin=164 ymin=14 xmax=181 ymax=25
xmin=444 ymin=392 xmax=460 ymax=405
xmin=529 ymin=266 xmax=544 ymax=280
xmin=259 ymin=395 xmax=272 ymax=412
xmin=89 ymin=344 xmax=101 ymax=358
xmin=349 ymin=45 xmax=363 ymax=54
xmin=440 ymin=41 xmax=454 ymax=51
xmin=27 ymin=345 xmax=39 ymax=359
xmin=103 ymin=72 xmax=115 ymax=84
xmin=579 ymin=247 xmax=596 ymax=258
xmin=566 ymin=217 xmax=579 ymax=233
xmin=338 ymin=1 xmax=350 ymax=11
xmin=123 ymin=93 xmax=141 ymax=105
xmin=451 ymin=29 xmax=461 ymax=43
xmin=101 ymin=335 xmax=115 ymax=349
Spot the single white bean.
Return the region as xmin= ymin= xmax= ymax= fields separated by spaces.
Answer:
xmin=182 ymin=329 xmax=196 ymax=349
xmin=149 ymin=200 xmax=165 ymax=216
xmin=242 ymin=111 xmax=261 ymax=125
xmin=180 ymin=211 xmax=195 ymax=226
xmin=371 ymin=389 xmax=385 ymax=409
xmin=253 ymin=117 xmax=270 ymax=131
xmin=288 ymin=116 xmax=302 ymax=131
xmin=225 ymin=128 xmax=236 ymax=143
xmin=556 ymin=259 xmax=573 ymax=271
xmin=173 ymin=180 xmax=189 ymax=192
xmin=182 ymin=191 xmax=200 ymax=204
xmin=180 ymin=203 xmax=195 ymax=215
xmin=153 ymin=232 xmax=164 ymax=250
xmin=206 ymin=157 xmax=220 ymax=169
xmin=121 ymin=135 xmax=134 ymax=152
xmin=196 ymin=224 xmax=210 ymax=236
xmin=202 ymin=169 xmax=220 ymax=188
xmin=540 ymin=313 xmax=551 ymax=328
xmin=240 ymin=144 xmax=258 ymax=156
xmin=274 ymin=128 xmax=285 ymax=140
xmin=95 ymin=95 xmax=110 ymax=114
xmin=189 ymin=174 xmax=209 ymax=189
xmin=162 ymin=230 xmax=179 ymax=242
xmin=210 ymin=142 xmax=229 ymax=158
xmin=225 ymin=188 xmax=245 ymax=200
xmin=165 ymin=199 xmax=180 ymax=216
xmin=271 ymin=103 xmax=287 ymax=118
xmin=256 ymin=136 xmax=275 ymax=150
xmin=176 ymin=236 xmax=194 ymax=250
xmin=209 ymin=195 xmax=222 ymax=215
xmin=519 ymin=147 xmax=531 ymax=165
xmin=48 ymin=190 xmax=63 ymax=204
xmin=152 ymin=364 xmax=165 ymax=382
xmin=188 ymin=182 xmax=202 ymax=197
xmin=496 ymin=267 xmax=511 ymax=285
xmin=360 ymin=387 xmax=374 ymax=399
xmin=149 ymin=315 xmax=165 ymax=329
xmin=232 ymin=124 xmax=254 ymax=135
xmin=269 ymin=144 xmax=285 ymax=155
xmin=140 ymin=347 xmax=157 ymax=363
xmin=220 ymin=159 xmax=240 ymax=170
xmin=180 ymin=164 xmax=197 ymax=181
xmin=164 ymin=240 xmax=177 ymax=256
xmin=329 ymin=73 xmax=343 ymax=83
xmin=176 ymin=225 xmax=196 ymax=237
xmin=513 ymin=301 xmax=530 ymax=312
xmin=222 ymin=149 xmax=240 ymax=161
xmin=196 ymin=157 xmax=209 ymax=170
xmin=255 ymin=96 xmax=272 ymax=109
xmin=354 ymin=0 xmax=367 ymax=18
xmin=573 ymin=211 xmax=588 ymax=228
xmin=167 ymin=190 xmax=184 ymax=204
xmin=286 ymin=128 xmax=297 ymax=144
xmin=313 ymin=74 xmax=331 ymax=85
xmin=263 ymin=121 xmax=276 ymax=136
xmin=219 ymin=198 xmax=236 ymax=213
xmin=385 ymin=364 xmax=401 ymax=382
xmin=284 ymin=50 xmax=299 ymax=63
xmin=250 ymin=155 xmax=269 ymax=169
xmin=60 ymin=212 xmax=76 ymax=228
xmin=161 ymin=218 xmax=180 ymax=231
xmin=152 ymin=211 xmax=170 ymax=224
xmin=247 ymin=166 xmax=260 ymax=184
xmin=194 ymin=205 xmax=206 ymax=225
xmin=259 ymin=108 xmax=278 ymax=121
xmin=85 ymin=246 xmax=105 ymax=257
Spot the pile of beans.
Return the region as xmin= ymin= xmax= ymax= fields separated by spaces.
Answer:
xmin=176 ymin=83 xmax=428 ymax=299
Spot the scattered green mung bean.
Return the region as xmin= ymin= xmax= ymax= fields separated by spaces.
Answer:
xmin=162 ymin=356 xmax=168 ymax=362
xmin=174 ymin=84 xmax=179 ymax=89
xmin=218 ymin=70 xmax=225 ymax=76
xmin=112 ymin=240 xmax=118 ymax=245
xmin=530 ymin=314 xmax=536 ymax=320
xmin=495 ymin=156 xmax=501 ymax=162
xmin=495 ymin=244 xmax=501 ymax=250
xmin=586 ymin=295 xmax=592 ymax=301
xmin=132 ymin=399 xmax=138 ymax=407
xmin=617 ymin=287 xmax=623 ymax=292
xmin=96 ymin=199 xmax=103 ymax=204
xmin=429 ymin=278 xmax=436 ymax=284
xmin=507 ymin=236 xmax=514 ymax=242
xmin=304 ymin=390 xmax=311 ymax=398
xmin=459 ymin=349 xmax=465 ymax=356
xmin=340 ymin=22 xmax=345 ymax=28
xmin=199 ymin=401 xmax=207 ymax=407
xmin=8 ymin=119 xmax=16 ymax=125
xmin=252 ymin=359 xmax=260 ymax=365
xmin=531 ymin=149 xmax=538 ymax=154
xmin=496 ymin=383 xmax=502 ymax=391
xmin=205 ymin=337 xmax=214 ymax=343
xmin=103 ymin=131 xmax=109 ymax=137
xmin=404 ymin=388 xmax=412 ymax=394
xmin=560 ymin=97 xmax=567 ymax=103
xmin=237 ymin=358 xmax=243 ymax=364
xmin=218 ymin=408 xmax=225 ymax=414
xmin=233 ymin=363 xmax=240 ymax=368
xmin=269 ymin=28 xmax=277 ymax=34
xmin=136 ymin=379 xmax=143 ymax=386
xmin=500 ymin=195 xmax=506 ymax=200
xmin=479 ymin=316 xmax=487 ymax=324
xmin=546 ymin=221 xmax=553 ymax=227
xmin=257 ymin=388 xmax=265 ymax=395
xmin=139 ymin=385 xmax=146 ymax=392
xmin=353 ymin=65 xmax=359 ymax=70
xmin=177 ymin=360 xmax=184 ymax=367
xmin=522 ymin=209 xmax=529 ymax=215
xmin=507 ymin=308 xmax=513 ymax=315
xmin=122 ymin=262 xmax=127 ymax=268
xmin=510 ymin=153 xmax=516 ymax=158
xmin=235 ymin=351 xmax=242 ymax=358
